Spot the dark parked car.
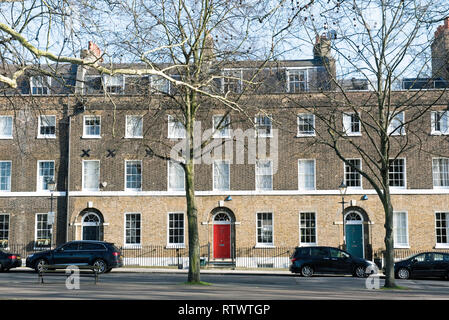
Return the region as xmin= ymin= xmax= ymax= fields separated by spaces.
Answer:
xmin=394 ymin=252 xmax=449 ymax=280
xmin=289 ymin=246 xmax=377 ymax=278
xmin=26 ymin=240 xmax=123 ymax=274
xmin=0 ymin=249 xmax=22 ymax=271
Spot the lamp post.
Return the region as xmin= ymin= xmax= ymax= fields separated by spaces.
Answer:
xmin=47 ymin=178 xmax=56 ymax=249
xmin=338 ymin=181 xmax=348 ymax=250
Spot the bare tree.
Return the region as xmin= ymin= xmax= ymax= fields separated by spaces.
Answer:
xmin=0 ymin=0 xmax=317 ymax=283
xmin=278 ymin=0 xmax=449 ymax=288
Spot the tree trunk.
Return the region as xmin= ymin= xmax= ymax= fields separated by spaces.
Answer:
xmin=383 ymin=189 xmax=396 ymax=288
xmin=185 ymin=160 xmax=201 ymax=283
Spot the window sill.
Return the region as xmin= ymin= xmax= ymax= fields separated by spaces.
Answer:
xmin=123 ymin=244 xmax=142 ymax=249
xmin=299 ymin=243 xmax=317 ymax=247
xmin=124 ymin=136 xmax=143 ymax=139
xmin=166 ymin=245 xmax=186 ymax=249
xmin=296 ymin=134 xmax=315 ymax=138
xmin=255 ymin=244 xmax=275 ymax=248
xmin=430 ymin=132 xmax=449 ymax=136
xmin=37 ymin=135 xmax=56 ymax=139
xmin=82 ymin=136 xmax=102 ymax=139
xmin=394 ymin=245 xmax=410 ymax=249
xmin=0 ymin=137 xmax=13 ymax=140
xmin=345 ymin=133 xmax=362 ymax=137
xmin=435 ymin=244 xmax=449 ymax=249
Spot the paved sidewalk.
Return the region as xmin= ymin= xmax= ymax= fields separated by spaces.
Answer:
xmin=13 ymin=266 xmax=384 ymax=277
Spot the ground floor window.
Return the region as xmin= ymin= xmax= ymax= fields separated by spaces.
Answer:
xmin=436 ymin=212 xmax=449 ymax=247
xmin=393 ymin=211 xmax=409 ymax=248
xmin=0 ymin=214 xmax=9 ymax=248
xmin=125 ymin=213 xmax=141 ymax=246
xmin=35 ymin=213 xmax=51 ymax=247
xmin=256 ymin=212 xmax=273 ymax=246
xmin=300 ymin=212 xmax=316 ymax=245
xmin=168 ymin=212 xmax=184 ymax=247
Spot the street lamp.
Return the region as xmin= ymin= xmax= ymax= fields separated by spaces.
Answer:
xmin=338 ymin=181 xmax=348 ymax=250
xmin=47 ymin=178 xmax=56 ymax=249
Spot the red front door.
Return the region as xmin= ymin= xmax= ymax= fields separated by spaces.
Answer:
xmin=213 ymin=224 xmax=231 ymax=259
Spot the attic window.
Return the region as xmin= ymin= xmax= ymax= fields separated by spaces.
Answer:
xmin=287 ymin=69 xmax=307 ymax=93
xmin=30 ymin=76 xmax=51 ymax=95
xmin=103 ymin=75 xmax=124 ymax=94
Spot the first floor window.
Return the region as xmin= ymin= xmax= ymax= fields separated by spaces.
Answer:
xmin=433 ymin=158 xmax=449 ymax=188
xmin=213 ymin=115 xmax=231 ymax=138
xmin=35 ymin=213 xmax=51 ymax=247
xmin=436 ymin=212 xmax=449 ymax=247
xmin=256 ymin=159 xmax=273 ymax=191
xmin=431 ymin=111 xmax=449 ymax=134
xmin=0 ymin=161 xmax=11 ymax=192
xmin=257 ymin=212 xmax=273 ymax=246
xmin=297 ymin=114 xmax=315 ymax=136
xmin=83 ymin=115 xmax=101 ymax=138
xmin=168 ymin=160 xmax=185 ymax=191
xmin=0 ymin=214 xmax=9 ymax=248
xmin=0 ymin=116 xmax=13 ymax=139
xmin=300 ymin=212 xmax=316 ymax=245
xmin=213 ymin=160 xmax=230 ymax=191
xmin=344 ymin=159 xmax=362 ymax=188
xmin=168 ymin=115 xmax=186 ymax=139
xmin=125 ymin=160 xmax=142 ymax=191
xmin=388 ymin=112 xmax=405 ymax=135
xmin=125 ymin=213 xmax=141 ymax=246
xmin=255 ymin=115 xmax=272 ymax=137
xmin=389 ymin=158 xmax=406 ymax=188
xmin=37 ymin=161 xmax=55 ymax=191
xmin=125 ymin=115 xmax=143 ymax=138
xmin=343 ymin=112 xmax=361 ymax=135
xmin=298 ymin=159 xmax=315 ymax=190
xmin=168 ymin=213 xmax=184 ymax=247
xmin=83 ymin=160 xmax=100 ymax=191
xmin=38 ymin=115 xmax=56 ymax=138
xmin=393 ymin=212 xmax=409 ymax=248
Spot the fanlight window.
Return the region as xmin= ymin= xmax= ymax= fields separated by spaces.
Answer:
xmin=83 ymin=213 xmax=100 ymax=224
xmin=346 ymin=212 xmax=362 ymax=221
xmin=214 ymin=213 xmax=230 ymax=222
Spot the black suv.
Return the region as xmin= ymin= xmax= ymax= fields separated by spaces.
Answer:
xmin=26 ymin=240 xmax=123 ymax=273
xmin=289 ymin=246 xmax=377 ymax=277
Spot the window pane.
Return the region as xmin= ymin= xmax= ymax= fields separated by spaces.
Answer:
xmin=126 ymin=161 xmax=142 ymax=190
xmin=83 ymin=161 xmax=100 ymax=190
xmin=125 ymin=213 xmax=141 ymax=245
xmin=126 ymin=116 xmax=143 ymax=137
xmin=345 ymin=159 xmax=361 ymax=188
xmin=388 ymin=159 xmax=405 ymax=187
xmin=300 ymin=212 xmax=316 ymax=244
xmin=256 ymin=160 xmax=272 ymax=191
xmin=214 ymin=161 xmax=230 ymax=190
xmin=168 ymin=161 xmax=185 ymax=191
xmin=39 ymin=115 xmax=56 ymax=136
xmin=0 ymin=116 xmax=12 ymax=138
xmin=298 ymin=160 xmax=315 ymax=190
xmin=393 ymin=212 xmax=408 ymax=246
xmin=298 ymin=114 xmax=314 ymax=135
xmin=84 ymin=116 xmax=101 ymax=136
xmin=0 ymin=162 xmax=11 ymax=191
xmin=433 ymin=158 xmax=449 ymax=188
xmin=257 ymin=212 xmax=273 ymax=244
xmin=168 ymin=213 xmax=184 ymax=245
xmin=38 ymin=161 xmax=55 ymax=190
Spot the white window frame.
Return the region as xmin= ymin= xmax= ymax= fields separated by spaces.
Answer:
xmin=254 ymin=115 xmax=273 ymax=138
xmin=298 ymin=159 xmax=316 ymax=191
xmin=388 ymin=158 xmax=407 ymax=189
xmin=124 ymin=212 xmax=141 ymax=248
xmin=35 ymin=213 xmax=51 ymax=248
xmin=221 ymin=69 xmax=242 ymax=94
xmin=103 ymin=74 xmax=125 ymax=94
xmin=297 ymin=113 xmax=315 ymax=137
xmin=256 ymin=212 xmax=274 ymax=247
xmin=83 ymin=115 xmax=101 ymax=139
xmin=0 ymin=116 xmax=13 ymax=139
xmin=37 ymin=115 xmax=56 ymax=139
xmin=393 ymin=211 xmax=409 ymax=248
xmin=286 ymin=68 xmax=309 ymax=93
xmin=36 ymin=160 xmax=55 ymax=191
xmin=0 ymin=161 xmax=11 ymax=192
xmin=432 ymin=158 xmax=449 ymax=189
xmin=82 ymin=160 xmax=100 ymax=191
xmin=342 ymin=112 xmax=362 ymax=136
xmin=30 ymin=76 xmax=51 ymax=95
xmin=431 ymin=110 xmax=449 ymax=135
xmin=388 ymin=111 xmax=406 ymax=136
xmin=167 ymin=160 xmax=185 ymax=191
xmin=167 ymin=115 xmax=186 ymax=139
xmin=299 ymin=212 xmax=317 ymax=246
xmin=255 ymin=159 xmax=273 ymax=191
xmin=213 ymin=160 xmax=230 ymax=191
xmin=167 ymin=212 xmax=185 ymax=248
xmin=0 ymin=213 xmax=9 ymax=249
xmin=125 ymin=115 xmax=143 ymax=139
xmin=212 ymin=115 xmax=231 ymax=138
xmin=125 ymin=160 xmax=142 ymax=191
xmin=344 ymin=159 xmax=362 ymax=189
xmin=435 ymin=212 xmax=449 ymax=248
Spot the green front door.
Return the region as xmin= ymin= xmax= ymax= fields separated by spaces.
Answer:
xmin=346 ymin=224 xmax=363 ymax=258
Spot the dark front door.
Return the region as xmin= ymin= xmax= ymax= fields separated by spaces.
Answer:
xmin=83 ymin=226 xmax=100 ymax=241
xmin=346 ymin=224 xmax=364 ymax=258
xmin=213 ymin=224 xmax=231 ymax=259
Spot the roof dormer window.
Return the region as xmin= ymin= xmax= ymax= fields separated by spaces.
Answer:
xmin=30 ymin=76 xmax=51 ymax=95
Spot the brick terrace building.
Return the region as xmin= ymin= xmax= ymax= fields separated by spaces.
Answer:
xmin=1 ymin=25 xmax=449 ymax=267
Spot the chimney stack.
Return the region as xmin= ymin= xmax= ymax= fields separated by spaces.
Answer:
xmin=431 ymin=18 xmax=449 ymax=81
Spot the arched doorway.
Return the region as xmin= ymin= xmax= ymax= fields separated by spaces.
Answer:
xmin=81 ymin=210 xmax=104 ymax=241
xmin=345 ymin=211 xmax=364 ymax=258
xmin=210 ymin=209 xmax=236 ymax=260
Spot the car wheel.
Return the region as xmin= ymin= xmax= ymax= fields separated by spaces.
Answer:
xmin=93 ymin=259 xmax=107 ymax=274
xmin=354 ymin=266 xmax=367 ymax=278
xmin=35 ymin=259 xmax=48 ymax=273
xmin=300 ymin=265 xmax=314 ymax=277
xmin=397 ymin=267 xmax=410 ymax=280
